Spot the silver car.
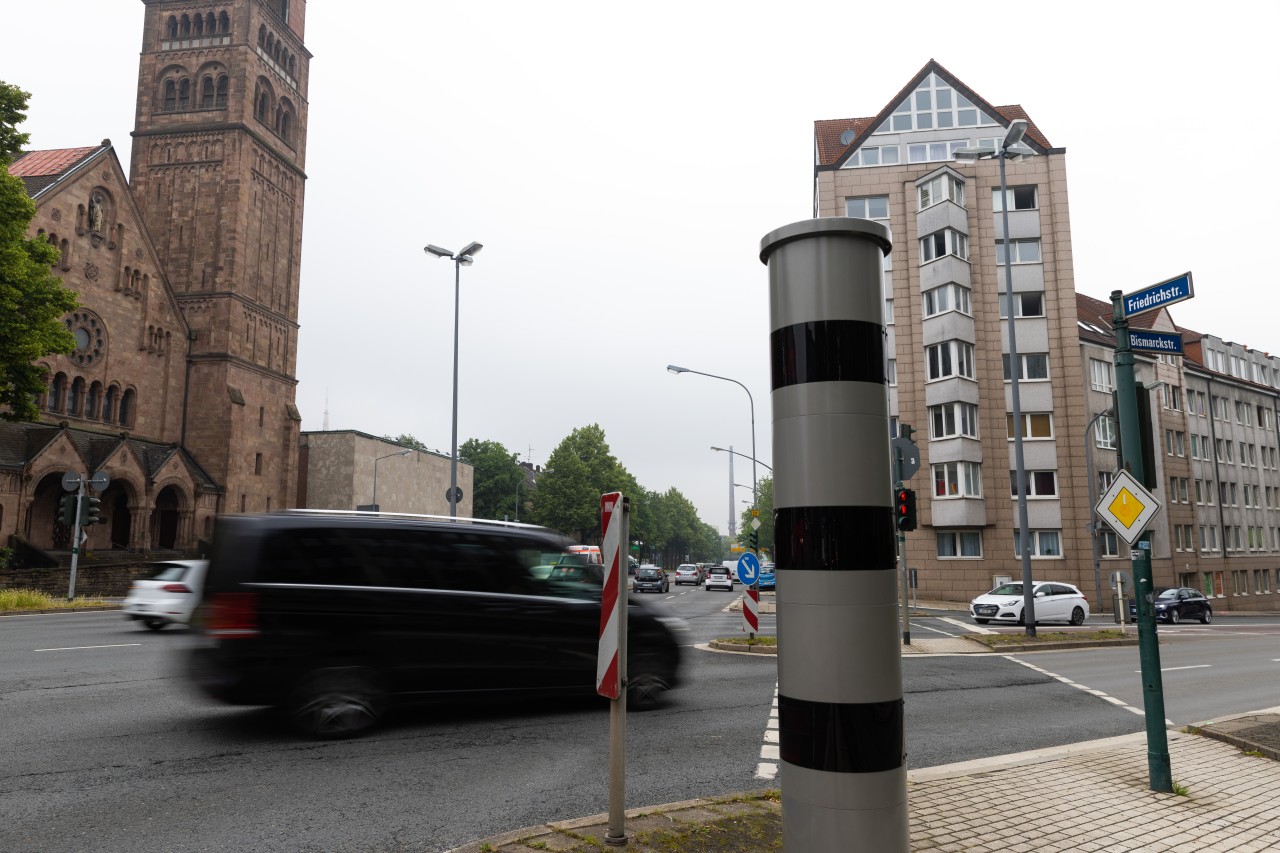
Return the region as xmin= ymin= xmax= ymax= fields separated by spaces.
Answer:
xmin=674 ymin=564 xmax=703 ymax=586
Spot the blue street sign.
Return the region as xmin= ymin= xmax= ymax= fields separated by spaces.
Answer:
xmin=1128 ymin=330 xmax=1184 ymax=355
xmin=736 ymin=552 xmax=761 ymax=586
xmin=1122 ymin=272 xmax=1194 ymax=319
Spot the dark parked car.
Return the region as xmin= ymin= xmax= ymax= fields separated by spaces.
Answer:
xmin=632 ymin=566 xmax=669 ymax=594
xmin=186 ymin=512 xmax=682 ymax=738
xmin=1129 ymin=587 xmax=1213 ymax=624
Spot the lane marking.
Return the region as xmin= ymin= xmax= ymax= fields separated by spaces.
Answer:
xmin=35 ymin=643 xmax=142 ymax=652
xmin=1134 ymin=664 xmax=1212 ymax=673
xmin=755 ymin=680 xmax=781 ymax=780
xmin=939 ymin=616 xmax=995 ymax=635
xmin=1005 ymin=655 xmax=1169 ymax=723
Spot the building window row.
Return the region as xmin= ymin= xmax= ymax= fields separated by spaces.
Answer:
xmin=253 ymin=81 xmax=296 ymax=145
xmin=161 ymin=73 xmax=229 ymax=112
xmin=164 ymin=11 xmax=231 ymax=43
xmin=45 ymin=373 xmax=136 ymax=427
xmin=257 ymin=24 xmax=299 ymax=80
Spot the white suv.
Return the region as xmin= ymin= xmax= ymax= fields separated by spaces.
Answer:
xmin=704 ymin=566 xmax=735 ymax=592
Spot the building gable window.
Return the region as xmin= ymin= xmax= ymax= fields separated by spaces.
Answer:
xmin=882 ymin=73 xmax=998 ymax=133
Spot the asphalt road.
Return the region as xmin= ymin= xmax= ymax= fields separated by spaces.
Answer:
xmin=2 ymin=596 xmax=1276 ymax=852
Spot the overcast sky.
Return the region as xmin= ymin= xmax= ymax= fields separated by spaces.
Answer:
xmin=7 ymin=1 xmax=1277 ymax=536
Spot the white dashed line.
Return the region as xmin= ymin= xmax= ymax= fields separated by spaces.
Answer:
xmin=35 ymin=643 xmax=142 ymax=652
xmin=755 ymin=680 xmax=781 ymax=780
xmin=1135 ymin=664 xmax=1212 ymax=673
xmin=1005 ymin=655 xmax=1169 ymax=722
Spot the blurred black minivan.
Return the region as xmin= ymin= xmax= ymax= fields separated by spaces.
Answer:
xmin=186 ymin=512 xmax=682 ymax=737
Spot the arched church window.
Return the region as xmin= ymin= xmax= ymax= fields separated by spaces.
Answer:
xmin=87 ymin=382 xmax=102 ymax=420
xmin=216 ymin=76 xmax=228 ymax=108
xmin=164 ymin=80 xmax=176 ymax=111
xmin=68 ymin=377 xmax=84 ymax=417
xmin=266 ymin=34 xmax=274 ymax=55
xmin=50 ymin=373 xmax=67 ymax=413
xmin=219 ymin=12 xmax=231 ymax=34
xmin=201 ymin=77 xmax=214 ymax=108
xmin=280 ymin=112 xmax=291 ymax=143
xmin=178 ymin=79 xmax=191 ymax=110
xmin=274 ymin=106 xmax=282 ymax=133
xmin=205 ymin=13 xmax=216 ymax=35
xmin=167 ymin=16 xmax=178 ymax=39
xmin=193 ymin=13 xmax=203 ymax=36
xmin=104 ymin=385 xmax=119 ymax=422
xmin=288 ymin=55 xmax=296 ymax=78
xmin=180 ymin=14 xmax=190 ymax=37
xmin=258 ymin=25 xmax=266 ymax=48
xmin=257 ymin=93 xmax=269 ymax=123
xmin=119 ymin=389 xmax=136 ymax=427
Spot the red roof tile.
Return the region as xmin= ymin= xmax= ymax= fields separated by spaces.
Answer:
xmin=8 ymin=147 xmax=100 ymax=178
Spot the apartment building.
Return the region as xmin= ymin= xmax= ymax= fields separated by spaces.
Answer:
xmin=814 ymin=60 xmax=1280 ymax=613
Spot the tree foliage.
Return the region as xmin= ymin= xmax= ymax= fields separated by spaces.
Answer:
xmin=737 ymin=475 xmax=774 ymax=556
xmin=384 ymin=434 xmax=429 ymax=451
xmin=528 ymin=424 xmax=632 ymax=543
xmin=459 ymin=437 xmax=524 ymax=520
xmin=1 ymin=80 xmax=77 ymax=422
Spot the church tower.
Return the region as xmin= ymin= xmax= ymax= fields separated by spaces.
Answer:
xmin=130 ymin=0 xmax=309 ymax=512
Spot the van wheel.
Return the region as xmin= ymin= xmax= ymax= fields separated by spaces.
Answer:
xmin=627 ymin=670 xmax=670 ymax=710
xmin=143 ymin=617 xmax=167 ymax=631
xmin=290 ymin=667 xmax=385 ymax=739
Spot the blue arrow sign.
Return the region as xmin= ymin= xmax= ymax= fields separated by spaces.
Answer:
xmin=1128 ymin=330 xmax=1184 ymax=355
xmin=1122 ymin=272 xmax=1194 ymax=319
xmin=736 ymin=552 xmax=761 ymax=586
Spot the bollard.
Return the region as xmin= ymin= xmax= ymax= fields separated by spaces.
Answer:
xmin=759 ymin=217 xmax=906 ymax=851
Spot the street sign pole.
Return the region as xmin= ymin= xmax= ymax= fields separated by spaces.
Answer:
xmin=1111 ymin=290 xmax=1173 ymax=793
xmin=67 ymin=479 xmax=85 ymax=600
xmin=894 ymin=447 xmax=909 ymax=647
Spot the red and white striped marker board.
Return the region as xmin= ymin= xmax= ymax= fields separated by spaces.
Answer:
xmin=596 ymin=492 xmax=624 ymax=699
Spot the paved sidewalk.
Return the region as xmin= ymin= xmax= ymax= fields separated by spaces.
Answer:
xmin=448 ymin=724 xmax=1280 ymax=852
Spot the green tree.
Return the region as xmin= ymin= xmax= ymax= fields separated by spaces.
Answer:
xmin=384 ymin=433 xmax=428 ymax=451
xmin=529 ymin=424 xmax=633 ymax=543
xmin=737 ymin=475 xmax=774 ymax=556
xmin=1 ymin=80 xmax=77 ymax=422
xmin=459 ymin=437 xmax=524 ymax=520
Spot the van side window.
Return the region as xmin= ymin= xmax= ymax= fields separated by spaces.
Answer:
xmin=262 ymin=529 xmax=362 ymax=585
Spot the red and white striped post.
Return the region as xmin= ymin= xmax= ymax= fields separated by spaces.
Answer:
xmin=743 ymin=586 xmax=759 ymax=635
xmin=598 ymin=491 xmax=629 ymax=846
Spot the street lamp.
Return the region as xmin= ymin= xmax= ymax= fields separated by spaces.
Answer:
xmin=710 ymin=446 xmax=773 ymax=472
xmin=954 ymin=119 xmax=1038 ymax=637
xmin=372 ymin=449 xmax=411 ymax=511
xmin=667 ymin=366 xmax=760 ymax=515
xmin=425 ymin=241 xmax=483 ymax=518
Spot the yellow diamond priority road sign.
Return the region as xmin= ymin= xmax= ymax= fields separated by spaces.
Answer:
xmin=1096 ymin=470 xmax=1161 ymax=546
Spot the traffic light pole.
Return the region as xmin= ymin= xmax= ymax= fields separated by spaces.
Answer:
xmin=1111 ymin=291 xmax=1173 ymax=793
xmin=894 ymin=451 xmax=910 ymax=647
xmin=67 ymin=480 xmax=85 ymax=600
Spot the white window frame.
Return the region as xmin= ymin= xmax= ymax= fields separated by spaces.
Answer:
xmin=1095 ymin=415 xmax=1117 ymax=449
xmin=1015 ymin=529 xmax=1063 ymax=558
xmin=919 ymin=228 xmax=969 ymax=264
xmin=1010 ymin=470 xmax=1058 ymax=498
xmin=933 ymin=461 xmax=982 ymax=498
xmin=995 ymin=239 xmax=1042 ymax=265
xmin=936 ymin=529 xmax=983 ymax=558
xmin=992 ymin=185 xmax=1039 ymax=212
xmin=918 ymin=174 xmax=965 ymax=210
xmin=1090 ymin=358 xmax=1113 ymax=392
xmin=929 ymin=401 xmax=979 ymax=439
xmin=926 ymin=340 xmax=975 ymax=381
xmin=1008 ymin=411 xmax=1054 ymax=440
xmin=845 ymin=195 xmax=889 ymax=220
xmin=1003 ymin=352 xmax=1050 ymax=381
xmin=998 ymin=291 xmax=1046 ymax=318
xmin=922 ymin=283 xmax=971 ymax=317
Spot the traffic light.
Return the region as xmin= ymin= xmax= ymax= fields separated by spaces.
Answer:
xmin=895 ymin=488 xmax=917 ymax=532
xmin=59 ymin=495 xmax=78 ymax=526
xmin=80 ymin=495 xmax=105 ymax=525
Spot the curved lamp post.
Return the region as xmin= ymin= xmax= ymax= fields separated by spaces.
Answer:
xmin=425 ymin=241 xmax=483 ymax=517
xmin=667 ymin=365 xmax=760 ymax=516
xmin=372 ymin=449 xmax=411 ymax=510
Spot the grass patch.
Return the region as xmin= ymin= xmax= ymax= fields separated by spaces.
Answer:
xmin=1241 ymin=749 xmax=1266 ymax=758
xmin=972 ymin=629 xmax=1128 ymax=648
xmin=1172 ymin=780 xmax=1189 ymax=796
xmin=0 ymin=588 xmax=113 ymax=612
xmin=635 ymin=811 xmax=781 ymax=852
xmin=713 ymin=635 xmax=777 ymax=647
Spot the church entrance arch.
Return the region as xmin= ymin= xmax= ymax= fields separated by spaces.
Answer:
xmin=28 ymin=473 xmax=74 ymax=550
xmin=99 ymin=481 xmax=134 ymax=550
xmin=151 ymin=486 xmax=182 ymax=550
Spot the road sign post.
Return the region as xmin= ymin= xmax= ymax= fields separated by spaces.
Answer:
xmin=1111 ymin=288 xmax=1174 ymax=793
xmin=598 ymin=492 xmax=630 ymax=846
xmin=737 ymin=552 xmax=761 ymax=638
xmin=894 ymin=426 xmax=918 ymax=646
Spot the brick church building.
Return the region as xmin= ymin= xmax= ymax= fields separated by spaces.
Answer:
xmin=2 ymin=0 xmax=309 ymax=557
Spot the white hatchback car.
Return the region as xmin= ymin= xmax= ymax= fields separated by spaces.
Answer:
xmin=704 ymin=566 xmax=735 ymax=592
xmin=970 ymin=581 xmax=1089 ymax=626
xmin=122 ymin=560 xmax=208 ymax=630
